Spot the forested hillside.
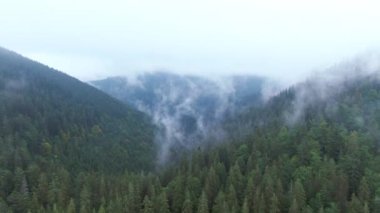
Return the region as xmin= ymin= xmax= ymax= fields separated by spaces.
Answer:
xmin=45 ymin=74 xmax=379 ymax=213
xmin=92 ymin=73 xmax=264 ymax=163
xmin=0 ymin=48 xmax=155 ymax=212
xmin=1 ymin=47 xmax=380 ymax=213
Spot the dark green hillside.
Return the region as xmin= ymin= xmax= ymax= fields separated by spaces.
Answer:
xmin=0 ymin=47 xmax=156 ymax=212
xmin=142 ymin=75 xmax=379 ymax=213
xmin=83 ymin=74 xmax=379 ymax=213
xmin=92 ymin=73 xmax=265 ymax=161
xmin=9 ymin=71 xmax=377 ymax=213
xmin=0 ymin=48 xmax=155 ymax=173
xmin=1 ymin=47 xmax=379 ymax=213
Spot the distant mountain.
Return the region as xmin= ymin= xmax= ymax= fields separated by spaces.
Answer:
xmin=0 ymin=47 xmax=155 ymax=174
xmin=234 ymin=70 xmax=380 ymax=135
xmin=144 ymin=69 xmax=380 ymax=213
xmin=1 ymin=47 xmax=379 ymax=213
xmin=91 ymin=72 xmax=265 ymax=162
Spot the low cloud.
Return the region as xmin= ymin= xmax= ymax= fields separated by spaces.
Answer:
xmin=285 ymin=53 xmax=380 ymax=125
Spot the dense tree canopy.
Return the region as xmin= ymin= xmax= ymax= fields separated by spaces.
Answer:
xmin=0 ymin=47 xmax=379 ymax=212
xmin=0 ymin=48 xmax=155 ymax=212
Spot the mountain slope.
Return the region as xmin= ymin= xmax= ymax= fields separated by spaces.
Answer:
xmin=0 ymin=47 xmax=155 ymax=175
xmin=92 ymin=72 xmax=265 ymax=163
xmin=38 ymin=70 xmax=379 ymax=213
xmin=2 ymin=46 xmax=379 ymax=213
xmin=149 ymin=72 xmax=380 ymax=213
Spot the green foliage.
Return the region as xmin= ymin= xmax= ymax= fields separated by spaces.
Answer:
xmin=0 ymin=47 xmax=155 ymax=212
xmin=142 ymin=196 xmax=153 ymax=213
xmin=197 ymin=191 xmax=209 ymax=213
xmin=0 ymin=47 xmax=380 ymax=212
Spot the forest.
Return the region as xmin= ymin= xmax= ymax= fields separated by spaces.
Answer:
xmin=0 ymin=48 xmax=379 ymax=213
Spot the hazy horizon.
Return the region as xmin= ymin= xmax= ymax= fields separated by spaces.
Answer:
xmin=2 ymin=0 xmax=380 ymax=83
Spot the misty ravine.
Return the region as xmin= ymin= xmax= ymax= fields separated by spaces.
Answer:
xmin=92 ymin=72 xmax=266 ymax=164
xmin=1 ymin=47 xmax=380 ymax=212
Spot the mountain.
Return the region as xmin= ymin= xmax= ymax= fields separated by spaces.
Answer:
xmin=93 ymin=70 xmax=379 ymax=213
xmin=159 ymin=72 xmax=379 ymax=212
xmin=91 ymin=72 xmax=265 ymax=163
xmin=0 ymin=46 xmax=155 ymax=176
xmin=1 ymin=46 xmax=379 ymax=212
xmin=0 ymin=47 xmax=157 ymax=212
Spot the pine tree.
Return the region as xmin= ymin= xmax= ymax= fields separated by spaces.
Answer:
xmin=226 ymin=185 xmax=238 ymax=211
xmin=142 ymin=196 xmax=153 ymax=213
xmin=227 ymin=162 xmax=244 ymax=202
xmin=7 ymin=171 xmax=31 ymax=213
xmin=66 ymin=198 xmax=76 ymax=213
xmin=48 ymin=179 xmax=58 ymax=206
xmin=348 ymin=194 xmax=363 ymax=213
xmin=205 ymin=166 xmax=219 ymax=205
xmin=157 ymin=191 xmax=170 ymax=213
xmin=333 ymin=173 xmax=349 ymax=212
xmin=289 ymin=198 xmax=299 ymax=213
xmin=245 ymin=177 xmax=255 ymax=211
xmin=37 ymin=173 xmax=49 ymax=207
xmin=257 ymin=193 xmax=266 ymax=213
xmin=57 ymin=168 xmax=70 ymax=209
xmin=358 ymin=177 xmax=370 ymax=203
xmin=182 ymin=191 xmax=193 ymax=213
xmin=212 ymin=191 xmax=228 ymax=213
xmin=241 ymin=197 xmax=249 ymax=213
xmin=269 ymin=193 xmax=280 ymax=213
xmin=127 ymin=182 xmax=139 ymax=213
xmin=363 ymin=202 xmax=369 ymax=213
xmin=98 ymin=204 xmax=106 ymax=213
xmin=197 ymin=191 xmax=209 ymax=213
xmin=29 ymin=192 xmax=39 ymax=211
xmin=80 ymin=184 xmax=91 ymax=213
xmin=171 ymin=175 xmax=185 ymax=213
xmin=293 ymin=179 xmax=306 ymax=209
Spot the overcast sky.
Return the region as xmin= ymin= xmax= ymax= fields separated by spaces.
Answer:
xmin=1 ymin=0 xmax=380 ymax=82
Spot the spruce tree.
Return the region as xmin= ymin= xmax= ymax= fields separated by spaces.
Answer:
xmin=142 ymin=196 xmax=153 ymax=213
xmin=197 ymin=191 xmax=209 ymax=213
xmin=182 ymin=191 xmax=193 ymax=213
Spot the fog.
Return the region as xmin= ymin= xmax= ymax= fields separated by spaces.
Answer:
xmin=1 ymin=0 xmax=380 ymax=83
xmin=3 ymin=0 xmax=380 ymax=165
xmin=92 ymin=73 xmax=265 ymax=164
xmin=285 ymin=53 xmax=380 ymax=125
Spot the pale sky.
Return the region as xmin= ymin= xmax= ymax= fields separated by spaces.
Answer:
xmin=1 ymin=0 xmax=380 ymax=82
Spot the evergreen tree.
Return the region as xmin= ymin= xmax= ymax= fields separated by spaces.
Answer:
xmin=182 ymin=191 xmax=193 ymax=213
xmin=289 ymin=199 xmax=299 ymax=213
xmin=293 ymin=179 xmax=306 ymax=209
xmin=358 ymin=177 xmax=370 ymax=203
xmin=212 ymin=191 xmax=228 ymax=213
xmin=226 ymin=185 xmax=239 ymax=211
xmin=269 ymin=193 xmax=280 ymax=213
xmin=197 ymin=191 xmax=209 ymax=213
xmin=205 ymin=166 xmax=219 ymax=205
xmin=127 ymin=182 xmax=139 ymax=213
xmin=157 ymin=191 xmax=170 ymax=213
xmin=348 ymin=194 xmax=363 ymax=213
xmin=66 ymin=199 xmax=76 ymax=213
xmin=142 ymin=196 xmax=153 ymax=213
xmin=241 ymin=197 xmax=249 ymax=213
xmin=80 ymin=184 xmax=91 ymax=213
xmin=98 ymin=204 xmax=106 ymax=213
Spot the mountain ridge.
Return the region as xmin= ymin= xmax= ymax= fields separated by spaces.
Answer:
xmin=0 ymin=46 xmax=155 ymax=173
xmin=91 ymin=72 xmax=265 ymax=163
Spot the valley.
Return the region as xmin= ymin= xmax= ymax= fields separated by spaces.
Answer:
xmin=0 ymin=47 xmax=379 ymax=212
